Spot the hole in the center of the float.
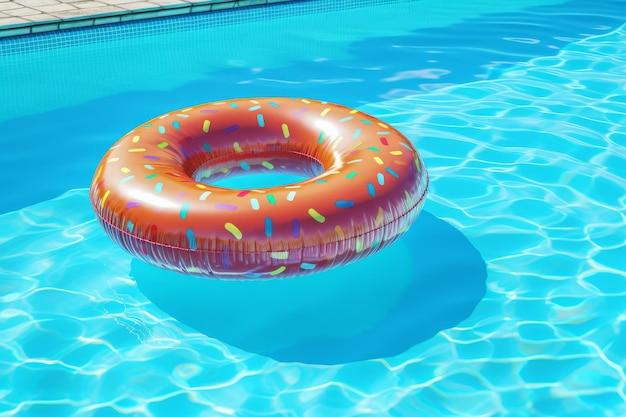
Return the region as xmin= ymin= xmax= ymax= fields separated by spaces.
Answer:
xmin=192 ymin=152 xmax=325 ymax=189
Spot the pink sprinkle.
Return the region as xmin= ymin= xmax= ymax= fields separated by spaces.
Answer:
xmin=380 ymin=137 xmax=389 ymax=146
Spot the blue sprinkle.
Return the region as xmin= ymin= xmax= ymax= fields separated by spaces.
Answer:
xmin=335 ymin=200 xmax=355 ymax=209
xmin=225 ymin=124 xmax=239 ymax=133
xmin=292 ymin=218 xmax=300 ymax=238
xmin=300 ymin=263 xmax=316 ymax=270
xmin=265 ymin=217 xmax=273 ymax=237
xmin=248 ymin=105 xmax=261 ymax=111
xmin=186 ymin=229 xmax=196 ymax=250
xmin=385 ymin=167 xmax=400 ymax=178
xmin=240 ymin=161 xmax=251 ymax=171
xmin=354 ymin=128 xmax=362 ymax=139
xmin=367 ymin=182 xmax=376 ymax=197
xmin=172 ymin=121 xmax=180 ymax=130
xmin=158 ymin=126 xmax=165 ymax=134
xmin=126 ymin=221 xmax=133 ymax=232
xmin=269 ymin=101 xmax=280 ymax=108
xmin=377 ymin=173 xmax=385 ymax=186
xmin=229 ymin=102 xmax=238 ymax=108
xmin=257 ymin=114 xmax=265 ymax=127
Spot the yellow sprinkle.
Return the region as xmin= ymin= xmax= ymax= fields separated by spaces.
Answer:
xmin=224 ymin=223 xmax=242 ymax=240
xmin=335 ymin=225 xmax=344 ymax=239
xmin=182 ymin=107 xmax=193 ymax=112
xmin=390 ymin=150 xmax=403 ymax=155
xmin=233 ymin=142 xmax=243 ymax=153
xmin=132 ymin=135 xmax=140 ymax=143
xmin=158 ymin=113 xmax=170 ymax=119
xmin=250 ymin=99 xmax=259 ymax=104
xmin=203 ymin=120 xmax=211 ymax=133
xmin=269 ymin=266 xmax=287 ymax=276
xmin=320 ymin=108 xmax=331 ymax=117
xmin=282 ymin=124 xmax=290 ymax=138
xmin=195 ymin=184 xmax=207 ymax=189
xmin=271 ymin=251 xmax=289 ymax=260
xmin=107 ymin=157 xmax=120 ymax=163
xmin=308 ymin=208 xmax=326 ymax=223
xmin=375 ymin=207 xmax=384 ymax=227
xmin=377 ymin=122 xmax=388 ymax=128
xmin=301 ymin=99 xmax=311 ymax=104
xmin=374 ymin=157 xmax=384 ymax=165
xmin=128 ymin=148 xmax=146 ymax=153
xmin=100 ymin=190 xmax=110 ymax=207
xmin=349 ymin=141 xmax=363 ymax=151
xmin=121 ymin=167 xmax=131 ymax=173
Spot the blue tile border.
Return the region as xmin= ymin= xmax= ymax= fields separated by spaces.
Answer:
xmin=0 ymin=0 xmax=295 ymax=39
xmin=0 ymin=0 xmax=417 ymax=56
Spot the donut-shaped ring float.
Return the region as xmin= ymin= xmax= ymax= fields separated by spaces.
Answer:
xmin=90 ymin=98 xmax=428 ymax=279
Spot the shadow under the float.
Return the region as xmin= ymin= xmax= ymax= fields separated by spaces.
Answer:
xmin=131 ymin=211 xmax=486 ymax=365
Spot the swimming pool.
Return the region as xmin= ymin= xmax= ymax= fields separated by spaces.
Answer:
xmin=1 ymin=0 xmax=626 ymax=415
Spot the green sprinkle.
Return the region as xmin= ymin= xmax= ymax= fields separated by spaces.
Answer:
xmin=225 ymin=222 xmax=242 ymax=240
xmin=266 ymin=194 xmax=276 ymax=205
xmin=269 ymin=266 xmax=287 ymax=276
xmin=145 ymin=173 xmax=159 ymax=179
xmin=261 ymin=161 xmax=274 ymax=170
xmin=308 ymin=208 xmax=325 ymax=223
xmin=346 ymin=172 xmax=358 ymax=179
xmin=157 ymin=141 xmax=168 ymax=148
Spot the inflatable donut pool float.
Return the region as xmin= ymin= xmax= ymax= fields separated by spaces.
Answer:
xmin=90 ymin=98 xmax=428 ymax=279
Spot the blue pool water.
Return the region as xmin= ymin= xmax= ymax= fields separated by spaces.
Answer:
xmin=1 ymin=0 xmax=626 ymax=415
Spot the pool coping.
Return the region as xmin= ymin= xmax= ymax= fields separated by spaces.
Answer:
xmin=0 ymin=0 xmax=295 ymax=39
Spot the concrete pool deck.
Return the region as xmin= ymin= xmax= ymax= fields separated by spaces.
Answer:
xmin=0 ymin=0 xmax=294 ymax=38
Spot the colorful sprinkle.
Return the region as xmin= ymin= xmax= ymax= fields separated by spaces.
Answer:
xmin=127 ymin=220 xmax=133 ymax=232
xmin=158 ymin=126 xmax=166 ymax=134
xmin=266 ymin=194 xmax=276 ymax=205
xmin=355 ymin=238 xmax=364 ymax=253
xmin=354 ymin=128 xmax=362 ymax=139
xmin=145 ymin=173 xmax=159 ymax=179
xmin=240 ymin=161 xmax=251 ymax=171
xmin=157 ymin=141 xmax=168 ymax=149
xmin=346 ymin=172 xmax=358 ymax=179
xmin=125 ymin=202 xmax=140 ymax=209
xmin=320 ymin=108 xmax=331 ymax=117
xmin=237 ymin=190 xmax=250 ymax=197
xmin=128 ymin=148 xmax=146 ymax=153
xmin=385 ymin=167 xmax=400 ymax=178
xmin=250 ymin=198 xmax=260 ymax=210
xmin=335 ymin=200 xmax=354 ymax=208
xmin=225 ymin=222 xmax=242 ymax=240
xmin=100 ymin=190 xmax=110 ymax=207
xmin=257 ymin=114 xmax=265 ymax=127
xmin=390 ymin=150 xmax=403 ymax=156
xmin=143 ymin=164 xmax=154 ymax=170
xmin=203 ymin=120 xmax=211 ymax=133
xmin=229 ymin=102 xmax=238 ymax=108
xmin=367 ymin=182 xmax=376 ymax=197
xmin=282 ymin=123 xmax=290 ymax=138
xmin=271 ymin=251 xmax=289 ymax=260
xmin=180 ymin=202 xmax=190 ymax=219
xmin=268 ymin=101 xmax=279 ymax=108
xmin=132 ymin=135 xmax=140 ymax=143
xmin=233 ymin=142 xmax=243 ymax=153
xmin=155 ymin=182 xmax=163 ymax=193
xmin=226 ymin=125 xmax=239 ymax=134
xmin=261 ymin=161 xmax=274 ymax=170
xmin=172 ymin=121 xmax=180 ymax=130
xmin=339 ymin=116 xmax=353 ymax=122
xmin=374 ymin=156 xmax=384 ymax=165
xmin=121 ymin=167 xmax=131 ymax=173
xmin=380 ymin=137 xmax=389 ymax=146
xmin=286 ymin=191 xmax=297 ymax=201
xmin=300 ymin=263 xmax=316 ymax=270
xmin=292 ymin=218 xmax=300 ymax=237
xmin=377 ymin=173 xmax=385 ymax=185
xmin=368 ymin=146 xmax=381 ymax=152
xmin=269 ymin=266 xmax=286 ymax=276
xmin=199 ymin=191 xmax=211 ymax=201
xmin=308 ymin=208 xmax=325 ymax=223
xmin=318 ymin=131 xmax=324 ymax=144
xmin=375 ymin=207 xmax=384 ymax=227
xmin=264 ymin=217 xmax=273 ymax=237
xmin=248 ymin=105 xmax=261 ymax=111
xmin=186 ymin=229 xmax=196 ymax=250
xmin=216 ymin=204 xmax=237 ymax=211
